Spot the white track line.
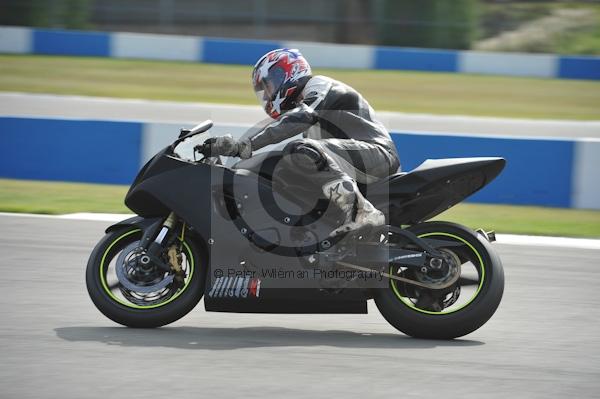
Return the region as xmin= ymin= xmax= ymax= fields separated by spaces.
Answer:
xmin=0 ymin=212 xmax=129 ymax=222
xmin=496 ymin=234 xmax=600 ymax=250
xmin=2 ymin=212 xmax=599 ymax=250
xmin=56 ymin=212 xmax=130 ymax=222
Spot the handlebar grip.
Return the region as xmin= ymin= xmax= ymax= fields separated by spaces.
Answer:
xmin=194 ymin=144 xmax=211 ymax=157
xmin=194 ymin=144 xmax=205 ymax=153
xmin=195 ymin=137 xmax=219 ymax=157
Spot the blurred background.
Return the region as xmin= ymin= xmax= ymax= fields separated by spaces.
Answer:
xmin=1 ymin=3 xmax=600 ymax=398
xmin=1 ymin=0 xmax=600 ymax=54
xmin=0 ymin=0 xmax=599 ymax=237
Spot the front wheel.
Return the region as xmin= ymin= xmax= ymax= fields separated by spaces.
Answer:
xmin=374 ymin=221 xmax=504 ymax=339
xmin=86 ymin=226 xmax=206 ymax=327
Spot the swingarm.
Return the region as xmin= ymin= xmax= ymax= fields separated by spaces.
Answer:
xmin=316 ymin=225 xmax=467 ymax=289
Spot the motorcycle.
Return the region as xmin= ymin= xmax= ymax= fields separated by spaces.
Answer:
xmin=86 ymin=120 xmax=505 ymax=339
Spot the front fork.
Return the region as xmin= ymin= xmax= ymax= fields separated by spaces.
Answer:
xmin=139 ymin=212 xmax=180 ymax=273
xmin=154 ymin=212 xmax=178 ymax=244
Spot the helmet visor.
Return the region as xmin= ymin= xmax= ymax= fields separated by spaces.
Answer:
xmin=254 ymin=88 xmax=269 ymax=113
xmin=253 ymin=66 xmax=286 ymax=104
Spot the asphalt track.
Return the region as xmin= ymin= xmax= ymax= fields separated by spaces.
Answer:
xmin=0 ymin=214 xmax=599 ymax=398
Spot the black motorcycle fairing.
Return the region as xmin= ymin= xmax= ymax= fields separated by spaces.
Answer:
xmin=231 ymin=150 xmax=280 ymax=179
xmin=128 ymin=147 xmax=172 ymax=195
xmin=124 ymin=147 xmax=340 ymax=257
xmin=233 ymin=151 xmax=328 ymax=210
xmin=204 ymin=288 xmax=368 ymax=314
xmin=368 ymin=157 xmax=506 ymax=225
xmin=105 ymin=215 xmax=162 ymax=234
xmin=125 ymin=156 xmax=223 ymax=240
xmin=371 ymin=157 xmax=505 ymax=196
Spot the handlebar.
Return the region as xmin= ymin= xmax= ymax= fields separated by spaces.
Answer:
xmin=193 ymin=143 xmax=209 ymax=157
xmin=194 ymin=136 xmax=219 ymax=158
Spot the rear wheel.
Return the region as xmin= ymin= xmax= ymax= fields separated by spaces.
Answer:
xmin=374 ymin=221 xmax=504 ymax=339
xmin=86 ymin=227 xmax=206 ymax=327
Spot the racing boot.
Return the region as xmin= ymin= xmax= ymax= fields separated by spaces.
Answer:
xmin=323 ymin=177 xmax=385 ymax=236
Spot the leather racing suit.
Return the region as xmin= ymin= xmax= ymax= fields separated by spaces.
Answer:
xmin=248 ymin=75 xmax=400 ymax=186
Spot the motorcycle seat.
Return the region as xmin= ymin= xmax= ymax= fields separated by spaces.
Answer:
xmin=358 ymin=172 xmax=406 ymax=193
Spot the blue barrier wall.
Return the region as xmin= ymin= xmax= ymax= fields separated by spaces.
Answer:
xmin=202 ymin=38 xmax=280 ymax=65
xmin=0 ymin=116 xmax=588 ymax=208
xmin=375 ymin=48 xmax=458 ymax=72
xmin=1 ymin=26 xmax=599 ymax=80
xmin=558 ymin=56 xmax=600 ymax=80
xmin=32 ymin=29 xmax=110 ymax=57
xmin=392 ymin=133 xmax=574 ymax=208
xmin=0 ymin=117 xmax=141 ymax=184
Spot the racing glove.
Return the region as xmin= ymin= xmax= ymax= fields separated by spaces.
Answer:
xmin=202 ymin=135 xmax=252 ymax=159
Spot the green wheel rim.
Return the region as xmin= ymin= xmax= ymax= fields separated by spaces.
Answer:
xmin=390 ymin=232 xmax=485 ymax=315
xmin=99 ymin=229 xmax=196 ymax=309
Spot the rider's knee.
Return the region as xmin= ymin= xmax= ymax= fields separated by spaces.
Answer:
xmin=283 ymin=140 xmax=327 ymax=173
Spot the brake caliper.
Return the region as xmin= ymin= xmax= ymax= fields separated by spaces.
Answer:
xmin=167 ymin=245 xmax=185 ymax=284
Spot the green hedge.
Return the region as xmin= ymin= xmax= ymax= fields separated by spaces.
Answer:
xmin=375 ymin=0 xmax=477 ymax=49
xmin=0 ymin=0 xmax=91 ymax=29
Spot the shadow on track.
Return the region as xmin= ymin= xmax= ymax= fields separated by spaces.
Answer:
xmin=55 ymin=326 xmax=483 ymax=350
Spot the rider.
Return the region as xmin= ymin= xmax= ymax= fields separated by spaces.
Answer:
xmin=205 ymin=48 xmax=400 ymax=235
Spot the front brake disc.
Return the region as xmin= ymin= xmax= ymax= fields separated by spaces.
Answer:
xmin=115 ymin=241 xmax=174 ymax=293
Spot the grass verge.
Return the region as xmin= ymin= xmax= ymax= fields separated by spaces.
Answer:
xmin=433 ymin=203 xmax=600 ymax=238
xmin=0 ymin=178 xmax=129 ymax=214
xmin=1 ymin=54 xmax=599 ymax=120
xmin=1 ymin=178 xmax=599 ymax=238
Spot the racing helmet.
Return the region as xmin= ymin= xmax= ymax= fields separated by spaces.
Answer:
xmin=252 ymin=48 xmax=312 ymax=119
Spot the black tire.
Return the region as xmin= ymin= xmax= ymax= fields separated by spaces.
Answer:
xmin=86 ymin=227 xmax=207 ymax=328
xmin=374 ymin=221 xmax=504 ymax=339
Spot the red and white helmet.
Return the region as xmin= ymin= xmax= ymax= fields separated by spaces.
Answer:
xmin=252 ymin=48 xmax=312 ymax=119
